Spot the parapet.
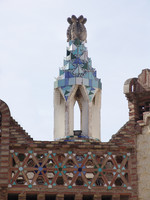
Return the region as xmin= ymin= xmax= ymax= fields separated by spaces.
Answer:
xmin=124 ymin=69 xmax=150 ymax=120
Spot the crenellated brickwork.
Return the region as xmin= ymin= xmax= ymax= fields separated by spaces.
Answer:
xmin=9 ymin=117 xmax=33 ymax=145
xmin=0 ymin=100 xmax=10 ymax=188
xmin=124 ymin=69 xmax=150 ymax=121
xmin=0 ymin=99 xmax=33 ymax=198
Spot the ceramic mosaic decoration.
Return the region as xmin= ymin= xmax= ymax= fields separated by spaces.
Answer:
xmin=54 ymin=39 xmax=101 ymax=102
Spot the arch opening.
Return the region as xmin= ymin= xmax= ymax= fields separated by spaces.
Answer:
xmin=73 ymin=87 xmax=83 ymax=135
xmin=74 ymin=101 xmax=81 ymax=132
xmin=72 ymin=86 xmax=88 ymax=136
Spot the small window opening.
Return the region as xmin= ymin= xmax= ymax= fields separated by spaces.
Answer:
xmin=64 ymin=195 xmax=75 ymax=200
xmin=66 ymin=172 xmax=73 ymax=180
xmin=74 ymin=130 xmax=82 ymax=136
xmin=16 ymin=175 xmax=25 ymax=184
xmin=76 ymin=177 xmax=84 ymax=185
xmin=115 ymin=178 xmax=123 ymax=186
xmin=26 ymin=194 xmax=37 ymax=200
xmin=8 ymin=194 xmax=18 ymax=200
xmin=58 ymin=154 xmax=65 ymax=162
xmin=120 ymin=195 xmax=129 ymax=200
xmin=95 ymin=177 xmax=104 ymax=186
xmin=11 ymin=171 xmax=15 ymax=178
xmin=124 ymin=173 xmax=128 ymax=182
xmin=45 ymin=195 xmax=56 ymax=200
xmin=36 ymin=154 xmax=44 ymax=161
xmin=96 ymin=155 xmax=104 ymax=163
xmin=125 ymin=161 xmax=128 ymax=169
xmin=66 ymin=160 xmax=74 ymax=168
xmin=139 ymin=101 xmax=150 ymax=120
xmin=105 ymin=160 xmax=114 ymax=169
xmin=56 ymin=177 xmax=64 ymax=185
xmin=46 ymin=159 xmax=54 ymax=168
xmin=85 ymin=160 xmax=94 ymax=168
xmin=116 ymin=155 xmax=123 ymax=164
xmin=83 ymin=195 xmax=93 ymax=200
xmin=131 ymin=84 xmax=134 ymax=92
xmin=36 ymin=176 xmax=44 ymax=185
xmin=12 ymin=158 xmax=16 ymax=167
xmin=74 ymin=101 xmax=81 ymax=131
xmin=102 ymin=196 xmax=112 ymax=200
xmin=18 ymin=153 xmax=25 ymax=162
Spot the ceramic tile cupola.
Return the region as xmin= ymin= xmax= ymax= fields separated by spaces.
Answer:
xmin=54 ymin=15 xmax=102 ymax=140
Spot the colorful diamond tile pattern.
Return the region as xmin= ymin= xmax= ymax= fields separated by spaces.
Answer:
xmin=9 ymin=150 xmax=131 ymax=190
xmin=54 ymin=39 xmax=102 ymax=101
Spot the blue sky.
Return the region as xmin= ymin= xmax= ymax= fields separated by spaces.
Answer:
xmin=0 ymin=0 xmax=150 ymax=141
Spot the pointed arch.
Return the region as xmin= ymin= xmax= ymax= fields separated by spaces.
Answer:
xmin=67 ymin=85 xmax=89 ymax=136
xmin=74 ymin=101 xmax=81 ymax=130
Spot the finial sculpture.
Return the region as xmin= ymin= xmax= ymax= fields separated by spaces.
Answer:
xmin=67 ymin=15 xmax=87 ymax=42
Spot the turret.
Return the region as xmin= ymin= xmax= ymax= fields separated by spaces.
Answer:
xmin=54 ymin=15 xmax=102 ymax=140
xmin=124 ymin=69 xmax=150 ymax=121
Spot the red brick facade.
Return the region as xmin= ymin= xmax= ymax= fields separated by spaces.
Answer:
xmin=0 ymin=98 xmax=140 ymax=200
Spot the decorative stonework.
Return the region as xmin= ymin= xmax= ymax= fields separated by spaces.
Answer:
xmin=9 ymin=150 xmax=131 ymax=191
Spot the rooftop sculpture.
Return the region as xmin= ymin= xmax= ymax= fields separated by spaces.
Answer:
xmin=67 ymin=15 xmax=87 ymax=42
